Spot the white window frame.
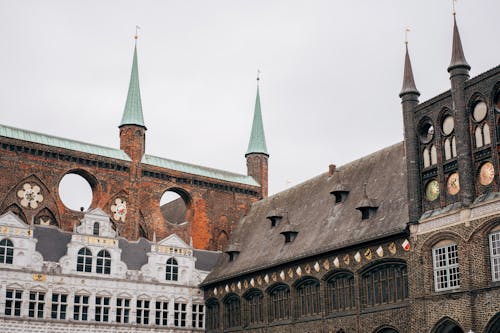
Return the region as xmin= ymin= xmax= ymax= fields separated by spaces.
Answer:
xmin=116 ymin=297 xmax=131 ymax=323
xmin=136 ymin=299 xmax=150 ymax=325
xmin=73 ymin=294 xmax=89 ymax=321
xmin=192 ymin=303 xmax=205 ymax=328
xmin=5 ymin=289 xmax=22 ymax=317
xmin=95 ymin=296 xmax=111 ymax=322
xmin=51 ymin=292 xmax=68 ymax=320
xmin=432 ymin=242 xmax=460 ymax=291
xmin=489 ymin=229 xmax=500 ymax=281
xmin=155 ymin=300 xmax=169 ymax=326
xmin=28 ymin=290 xmax=45 ymax=318
xmin=0 ymin=238 xmax=14 ymax=264
xmin=174 ymin=302 xmax=187 ymax=327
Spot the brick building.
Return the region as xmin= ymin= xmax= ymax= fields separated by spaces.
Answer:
xmin=200 ymin=15 xmax=500 ymax=333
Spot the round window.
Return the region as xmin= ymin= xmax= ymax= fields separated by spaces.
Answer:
xmin=419 ymin=120 xmax=435 ymax=143
xmin=479 ymin=162 xmax=495 ymax=186
xmin=472 ymin=101 xmax=487 ymax=122
xmin=425 ymin=180 xmax=440 ymax=201
xmin=442 ymin=116 xmax=454 ymax=136
xmin=446 ymin=173 xmax=460 ymax=196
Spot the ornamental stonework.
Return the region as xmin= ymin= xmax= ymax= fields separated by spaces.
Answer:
xmin=17 ymin=183 xmax=43 ymax=209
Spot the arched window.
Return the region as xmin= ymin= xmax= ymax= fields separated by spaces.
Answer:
xmin=206 ymin=299 xmax=220 ymax=330
xmin=444 ymin=138 xmax=452 ymax=160
xmin=166 ymin=258 xmax=178 ymax=281
xmin=451 ymin=136 xmax=457 ymax=157
xmin=325 ymin=272 xmax=355 ymax=314
xmin=243 ymin=289 xmax=264 ymax=325
xmin=96 ymin=250 xmax=111 ymax=274
xmin=423 ymin=147 xmax=430 ymax=168
xmin=360 ymin=262 xmax=408 ymax=308
xmin=430 ymin=145 xmax=437 ymax=165
xmin=0 ymin=239 xmax=14 ymax=264
xmin=93 ymin=222 xmax=100 ymax=236
xmin=76 ymin=248 xmax=92 ymax=272
xmin=489 ymin=226 xmax=500 ymax=281
xmin=267 ymin=284 xmax=291 ymax=322
xmin=484 ymin=123 xmax=491 ymax=145
xmin=476 ymin=126 xmax=484 ymax=148
xmin=432 ymin=241 xmax=460 ymax=291
xmin=296 ymin=278 xmax=321 ymax=317
xmin=223 ymin=294 xmax=241 ymax=329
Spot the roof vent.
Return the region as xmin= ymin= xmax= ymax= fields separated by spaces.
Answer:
xmin=225 ymin=243 xmax=240 ymax=262
xmin=330 ymin=184 xmax=349 ymax=204
xmin=356 ymin=184 xmax=378 ymax=220
xmin=266 ymin=209 xmax=284 ymax=228
xmin=278 ymin=213 xmax=298 ymax=243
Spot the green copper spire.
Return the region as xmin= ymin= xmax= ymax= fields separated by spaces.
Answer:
xmin=119 ymin=41 xmax=146 ymax=128
xmin=246 ymin=80 xmax=268 ymax=156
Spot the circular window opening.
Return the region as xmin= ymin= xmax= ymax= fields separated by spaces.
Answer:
xmin=419 ymin=121 xmax=435 ymax=143
xmin=473 ymin=101 xmax=487 ymax=122
xmin=442 ymin=115 xmax=454 ymax=136
xmin=160 ymin=190 xmax=189 ymax=225
xmin=59 ymin=173 xmax=93 ymax=211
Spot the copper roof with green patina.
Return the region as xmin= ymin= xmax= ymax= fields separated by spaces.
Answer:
xmin=120 ymin=44 xmax=146 ymax=128
xmin=246 ymin=86 xmax=268 ymax=156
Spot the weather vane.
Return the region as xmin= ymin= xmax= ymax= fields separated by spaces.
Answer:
xmin=135 ymin=25 xmax=141 ymax=40
xmin=452 ymin=0 xmax=457 ymax=16
xmin=405 ymin=27 xmax=410 ymax=44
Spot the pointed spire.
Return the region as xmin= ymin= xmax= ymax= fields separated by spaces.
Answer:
xmin=246 ymin=74 xmax=268 ymax=156
xmin=448 ymin=15 xmax=470 ymax=72
xmin=119 ymin=37 xmax=146 ymax=129
xmin=399 ymin=39 xmax=420 ymax=97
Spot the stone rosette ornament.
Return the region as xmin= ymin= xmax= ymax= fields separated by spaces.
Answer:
xmin=111 ymin=198 xmax=127 ymax=222
xmin=17 ymin=183 xmax=44 ymax=209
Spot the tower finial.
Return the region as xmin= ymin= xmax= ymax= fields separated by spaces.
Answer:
xmin=257 ymin=69 xmax=261 ymax=86
xmin=452 ymin=0 xmax=457 ymax=16
xmin=246 ymin=76 xmax=268 ymax=156
xmin=135 ymin=25 xmax=140 ymax=40
xmin=404 ymin=27 xmax=410 ymax=45
xmin=448 ymin=9 xmax=470 ymax=72
xmin=399 ymin=32 xmax=420 ymax=98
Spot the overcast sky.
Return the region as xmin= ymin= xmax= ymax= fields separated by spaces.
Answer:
xmin=1 ymin=0 xmax=499 ymax=203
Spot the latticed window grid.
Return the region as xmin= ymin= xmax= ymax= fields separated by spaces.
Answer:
xmin=155 ymin=301 xmax=168 ymax=326
xmin=174 ymin=302 xmax=187 ymax=327
xmin=433 ymin=243 xmax=460 ymax=291
xmin=268 ymin=285 xmax=290 ymax=322
xmin=206 ymin=301 xmax=219 ymax=330
xmin=96 ymin=250 xmax=111 ymax=274
xmin=136 ymin=299 xmax=150 ymax=325
xmin=296 ymin=279 xmax=321 ymax=317
xmin=490 ymin=231 xmax=500 ymax=281
xmin=51 ymin=293 xmax=68 ymax=320
xmin=0 ymin=238 xmax=14 ymax=264
xmin=76 ymin=248 xmax=92 ymax=272
xmin=361 ymin=263 xmax=408 ymax=308
xmin=192 ymin=304 xmax=204 ymax=328
xmin=95 ymin=296 xmax=110 ymax=322
xmin=326 ymin=273 xmax=355 ymax=313
xmin=5 ymin=289 xmax=22 ymax=317
xmin=166 ymin=258 xmax=179 ymax=281
xmin=116 ymin=298 xmax=130 ymax=323
xmin=28 ymin=291 xmax=45 ymax=318
xmin=244 ymin=291 xmax=264 ymax=325
xmin=73 ymin=295 xmax=89 ymax=321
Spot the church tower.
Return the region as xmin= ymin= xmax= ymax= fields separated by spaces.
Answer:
xmin=246 ymin=77 xmax=269 ymax=198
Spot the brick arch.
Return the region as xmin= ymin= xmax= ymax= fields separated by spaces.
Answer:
xmin=373 ymin=325 xmax=400 ymax=333
xmin=1 ymin=204 xmax=28 ymax=223
xmin=484 ymin=312 xmax=500 ymax=333
xmin=467 ymin=91 xmax=488 ymax=110
xmin=357 ymin=257 xmax=407 ymax=275
xmin=34 ymin=207 xmax=58 ymax=227
xmin=322 ymin=268 xmax=354 ymax=281
xmin=467 ymin=216 xmax=500 ymax=241
xmin=430 ymin=316 xmax=464 ymax=333
xmin=417 ymin=230 xmax=464 ymax=253
xmin=216 ymin=230 xmax=229 ymax=251
xmin=57 ymin=168 xmax=101 ymax=210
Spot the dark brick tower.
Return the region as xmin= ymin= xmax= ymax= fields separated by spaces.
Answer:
xmin=245 ymin=78 xmax=269 ymax=198
xmin=400 ymin=41 xmax=421 ymax=224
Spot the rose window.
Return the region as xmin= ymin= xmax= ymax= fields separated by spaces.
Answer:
xmin=111 ymin=198 xmax=127 ymax=222
xmin=17 ymin=183 xmax=44 ymax=209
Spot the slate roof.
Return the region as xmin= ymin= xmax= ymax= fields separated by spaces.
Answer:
xmin=203 ymin=142 xmax=409 ymax=285
xmin=32 ymin=225 xmax=220 ymax=271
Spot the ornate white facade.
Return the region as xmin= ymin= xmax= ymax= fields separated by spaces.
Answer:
xmin=0 ymin=209 xmax=220 ymax=332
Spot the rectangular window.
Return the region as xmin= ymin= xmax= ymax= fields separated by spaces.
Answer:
xmin=5 ymin=289 xmax=22 ymax=317
xmin=192 ymin=304 xmax=204 ymax=328
xmin=51 ymin=293 xmax=68 ymax=320
xmin=73 ymin=295 xmax=89 ymax=321
xmin=174 ymin=302 xmax=187 ymax=327
xmin=433 ymin=243 xmax=460 ymax=291
xmin=136 ymin=299 xmax=150 ymax=325
xmin=116 ymin=298 xmax=130 ymax=323
xmin=155 ymin=301 xmax=168 ymax=326
xmin=490 ymin=231 xmax=500 ymax=281
xmin=95 ymin=296 xmax=110 ymax=322
xmin=29 ymin=291 xmax=45 ymax=318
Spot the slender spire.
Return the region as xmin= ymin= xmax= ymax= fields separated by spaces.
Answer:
xmin=399 ymin=31 xmax=420 ymax=97
xmin=246 ymin=72 xmax=268 ymax=156
xmin=119 ymin=32 xmax=146 ymax=129
xmin=448 ymin=14 xmax=470 ymax=72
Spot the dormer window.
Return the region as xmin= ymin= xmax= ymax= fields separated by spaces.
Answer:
xmin=356 ymin=184 xmax=378 ymax=220
xmin=93 ymin=222 xmax=100 ymax=236
xmin=225 ymin=244 xmax=240 ymax=262
xmin=267 ymin=210 xmax=283 ymax=228
xmin=281 ymin=231 xmax=298 ymax=243
xmin=330 ymin=184 xmax=349 ymax=203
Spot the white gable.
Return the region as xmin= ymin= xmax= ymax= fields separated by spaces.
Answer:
xmin=0 ymin=211 xmax=29 ymax=228
xmin=158 ymin=234 xmax=189 ymax=248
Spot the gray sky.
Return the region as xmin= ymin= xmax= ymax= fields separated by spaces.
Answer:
xmin=1 ymin=0 xmax=499 ymax=205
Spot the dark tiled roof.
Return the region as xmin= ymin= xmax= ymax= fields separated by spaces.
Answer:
xmin=203 ymin=142 xmax=409 ymax=285
xmin=119 ymin=237 xmax=151 ymax=270
xmin=194 ymin=250 xmax=222 ymax=271
xmin=34 ymin=226 xmax=72 ymax=262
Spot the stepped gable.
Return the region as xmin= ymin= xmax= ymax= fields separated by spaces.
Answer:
xmin=204 ymin=142 xmax=408 ymax=284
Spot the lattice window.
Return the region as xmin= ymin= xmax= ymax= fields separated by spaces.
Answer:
xmin=95 ymin=296 xmax=110 ymax=322
xmin=136 ymin=299 xmax=150 ymax=325
xmin=51 ymin=293 xmax=68 ymax=320
xmin=490 ymin=230 xmax=500 ymax=281
xmin=192 ymin=304 xmax=204 ymax=328
xmin=93 ymin=222 xmax=100 ymax=236
xmin=155 ymin=301 xmax=168 ymax=326
xmin=5 ymin=289 xmax=22 ymax=317
xmin=174 ymin=302 xmax=187 ymax=327
xmin=433 ymin=242 xmax=460 ymax=291
xmin=73 ymin=295 xmax=89 ymax=321
xmin=116 ymin=298 xmax=130 ymax=323
xmin=76 ymin=248 xmax=92 ymax=273
xmin=206 ymin=299 xmax=220 ymax=330
xmin=296 ymin=278 xmax=321 ymax=317
xmin=28 ymin=291 xmax=45 ymax=318
xmin=0 ymin=238 xmax=14 ymax=264
xmin=96 ymin=250 xmax=111 ymax=274
xmin=244 ymin=290 xmax=264 ymax=325
xmin=166 ymin=258 xmax=179 ymax=281
xmin=361 ymin=263 xmax=408 ymax=308
xmin=326 ymin=272 xmax=355 ymax=313
xmin=268 ymin=284 xmax=291 ymax=322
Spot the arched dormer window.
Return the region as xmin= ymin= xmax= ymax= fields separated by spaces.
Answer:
xmin=0 ymin=238 xmax=14 ymax=264
xmin=223 ymin=294 xmax=241 ymax=329
xmin=96 ymin=250 xmax=111 ymax=274
xmin=243 ymin=289 xmax=264 ymax=325
xmin=93 ymin=222 xmax=100 ymax=236
xmin=360 ymin=261 xmax=408 ymax=308
xmin=295 ymin=277 xmax=321 ymax=317
xmin=432 ymin=240 xmax=460 ymax=291
xmin=166 ymin=258 xmax=178 ymax=281
xmin=267 ymin=284 xmax=291 ymax=322
xmin=206 ymin=298 xmax=220 ymax=330
xmin=325 ymin=271 xmax=355 ymax=314
xmin=77 ymin=247 xmax=92 ymax=273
